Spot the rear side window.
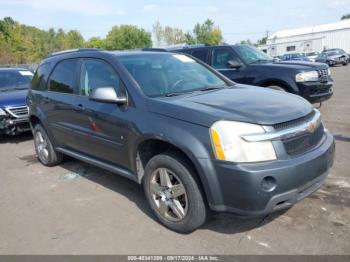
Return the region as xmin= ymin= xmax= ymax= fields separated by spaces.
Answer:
xmin=49 ymin=59 xmax=79 ymax=94
xmin=191 ymin=49 xmax=208 ymax=63
xmin=32 ymin=63 xmax=50 ymax=90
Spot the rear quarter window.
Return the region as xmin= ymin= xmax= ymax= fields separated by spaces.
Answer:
xmin=191 ymin=49 xmax=209 ymax=63
xmin=31 ymin=63 xmax=51 ymax=91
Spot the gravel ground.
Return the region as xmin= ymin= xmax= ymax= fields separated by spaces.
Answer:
xmin=0 ymin=65 xmax=349 ymax=255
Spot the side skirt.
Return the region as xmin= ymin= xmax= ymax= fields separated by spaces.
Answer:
xmin=56 ymin=147 xmax=139 ymax=183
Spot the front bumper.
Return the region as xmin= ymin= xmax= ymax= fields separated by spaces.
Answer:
xmin=298 ymin=81 xmax=333 ymax=103
xmin=201 ymin=131 xmax=335 ymax=216
xmin=0 ymin=117 xmax=30 ymax=135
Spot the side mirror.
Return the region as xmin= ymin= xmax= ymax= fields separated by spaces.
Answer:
xmin=89 ymin=86 xmax=127 ymax=105
xmin=227 ymin=60 xmax=242 ymax=69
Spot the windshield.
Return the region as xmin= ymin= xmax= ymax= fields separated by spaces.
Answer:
xmin=0 ymin=70 xmax=33 ymax=91
xmin=325 ymin=50 xmax=342 ymax=56
xmin=306 ymin=52 xmax=318 ymax=56
xmin=118 ymin=53 xmax=229 ymax=97
xmin=234 ymin=45 xmax=273 ymax=64
xmin=292 ymin=53 xmax=305 ymax=58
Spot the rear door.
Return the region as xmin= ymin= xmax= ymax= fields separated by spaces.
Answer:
xmin=44 ymin=59 xmax=81 ymax=149
xmin=211 ymin=47 xmax=247 ymax=83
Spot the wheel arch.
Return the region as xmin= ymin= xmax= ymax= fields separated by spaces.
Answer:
xmin=258 ymin=79 xmax=294 ymax=92
xmin=133 ymin=136 xmax=211 ymax=205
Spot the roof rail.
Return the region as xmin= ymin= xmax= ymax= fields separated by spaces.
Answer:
xmin=142 ymin=48 xmax=168 ymax=52
xmin=48 ymin=48 xmax=100 ymax=57
xmin=181 ymin=44 xmax=212 ymax=49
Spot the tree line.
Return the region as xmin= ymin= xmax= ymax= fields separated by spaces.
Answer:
xmin=0 ymin=17 xmax=223 ymax=64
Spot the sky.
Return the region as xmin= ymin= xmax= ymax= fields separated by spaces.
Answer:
xmin=0 ymin=0 xmax=349 ymax=44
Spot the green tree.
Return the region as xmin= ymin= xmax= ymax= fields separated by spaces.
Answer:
xmin=104 ymin=25 xmax=152 ymax=50
xmin=192 ymin=19 xmax=223 ymax=45
xmin=341 ymin=13 xmax=350 ymax=20
xmin=257 ymin=36 xmax=267 ymax=45
xmin=64 ymin=30 xmax=84 ymax=49
xmin=85 ymin=37 xmax=104 ymax=48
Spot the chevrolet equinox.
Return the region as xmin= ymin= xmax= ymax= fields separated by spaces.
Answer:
xmin=27 ymin=49 xmax=335 ymax=233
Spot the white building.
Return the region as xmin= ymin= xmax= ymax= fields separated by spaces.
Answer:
xmin=259 ymin=19 xmax=350 ymax=57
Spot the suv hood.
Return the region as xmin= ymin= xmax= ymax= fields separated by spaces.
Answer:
xmin=252 ymin=60 xmax=328 ymax=71
xmin=328 ymin=55 xmax=346 ymax=60
xmin=0 ymin=89 xmax=28 ymax=108
xmin=148 ymin=85 xmax=313 ymax=127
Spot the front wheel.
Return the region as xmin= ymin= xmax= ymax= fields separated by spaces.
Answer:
xmin=143 ymin=153 xmax=207 ymax=233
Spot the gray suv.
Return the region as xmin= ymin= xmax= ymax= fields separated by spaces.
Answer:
xmin=27 ymin=49 xmax=335 ymax=233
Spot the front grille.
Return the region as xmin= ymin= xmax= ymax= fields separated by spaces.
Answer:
xmin=5 ymin=106 xmax=29 ymax=118
xmin=273 ymin=111 xmax=315 ymax=131
xmin=317 ymin=69 xmax=328 ymax=83
xmin=282 ymin=124 xmax=324 ymax=156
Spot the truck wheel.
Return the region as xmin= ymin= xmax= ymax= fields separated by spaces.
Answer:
xmin=267 ymin=85 xmax=287 ymax=92
xmin=143 ymin=152 xmax=207 ymax=233
xmin=33 ymin=124 xmax=63 ymax=166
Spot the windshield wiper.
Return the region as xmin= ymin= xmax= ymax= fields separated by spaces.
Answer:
xmin=199 ymin=85 xmax=226 ymax=92
xmin=164 ymin=91 xmax=191 ymax=97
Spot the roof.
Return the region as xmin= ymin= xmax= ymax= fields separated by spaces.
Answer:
xmin=269 ymin=19 xmax=350 ymax=39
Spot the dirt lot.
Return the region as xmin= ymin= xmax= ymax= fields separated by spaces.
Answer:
xmin=0 ymin=66 xmax=349 ymax=255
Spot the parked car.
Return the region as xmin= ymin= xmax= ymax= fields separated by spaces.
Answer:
xmin=316 ymin=49 xmax=348 ymax=66
xmin=281 ymin=53 xmax=311 ymax=62
xmin=27 ymin=49 xmax=335 ymax=233
xmin=172 ymin=44 xmax=333 ymax=104
xmin=304 ymin=52 xmax=319 ymax=62
xmin=0 ymin=68 xmax=33 ymax=135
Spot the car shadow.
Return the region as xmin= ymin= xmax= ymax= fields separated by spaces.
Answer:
xmin=0 ymin=132 xmax=33 ymax=144
xmin=55 ymin=158 xmax=283 ymax=234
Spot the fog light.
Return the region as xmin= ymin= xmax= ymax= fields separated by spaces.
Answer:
xmin=261 ymin=176 xmax=277 ymax=192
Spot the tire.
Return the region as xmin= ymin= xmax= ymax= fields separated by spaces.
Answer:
xmin=33 ymin=124 xmax=63 ymax=166
xmin=143 ymin=152 xmax=207 ymax=233
xmin=266 ymin=85 xmax=287 ymax=92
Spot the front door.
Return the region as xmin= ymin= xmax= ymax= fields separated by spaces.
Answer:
xmin=211 ymin=47 xmax=246 ymax=83
xmin=71 ymin=58 xmax=132 ymax=169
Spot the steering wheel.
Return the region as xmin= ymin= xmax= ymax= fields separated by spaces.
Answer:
xmin=170 ymin=78 xmax=188 ymax=92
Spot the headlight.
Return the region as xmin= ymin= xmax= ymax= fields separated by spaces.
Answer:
xmin=210 ymin=121 xmax=277 ymax=163
xmin=0 ymin=108 xmax=6 ymax=116
xmin=295 ymin=71 xmax=319 ymax=82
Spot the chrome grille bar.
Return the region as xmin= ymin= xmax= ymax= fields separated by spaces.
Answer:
xmin=241 ymin=109 xmax=322 ymax=142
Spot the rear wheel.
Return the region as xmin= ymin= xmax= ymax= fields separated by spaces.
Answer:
xmin=33 ymin=124 xmax=63 ymax=166
xmin=143 ymin=152 xmax=206 ymax=233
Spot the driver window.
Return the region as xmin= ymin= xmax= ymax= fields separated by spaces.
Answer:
xmin=212 ymin=49 xmax=239 ymax=69
xmin=79 ymin=59 xmax=121 ymax=96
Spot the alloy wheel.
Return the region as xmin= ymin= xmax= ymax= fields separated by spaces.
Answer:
xmin=149 ymin=168 xmax=188 ymax=222
xmin=35 ymin=131 xmax=49 ymax=162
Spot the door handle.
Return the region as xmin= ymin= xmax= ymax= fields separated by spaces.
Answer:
xmin=76 ymin=104 xmax=85 ymax=111
xmin=43 ymin=96 xmax=50 ymax=103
